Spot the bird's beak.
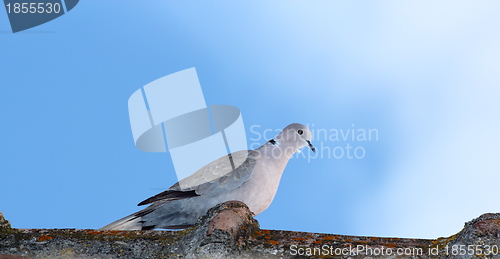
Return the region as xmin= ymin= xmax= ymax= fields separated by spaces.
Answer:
xmin=306 ymin=140 xmax=316 ymax=153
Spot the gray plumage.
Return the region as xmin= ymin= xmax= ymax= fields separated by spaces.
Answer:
xmin=100 ymin=123 xmax=315 ymax=230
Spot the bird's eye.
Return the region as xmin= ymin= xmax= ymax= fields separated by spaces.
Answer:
xmin=297 ymin=129 xmax=304 ymax=135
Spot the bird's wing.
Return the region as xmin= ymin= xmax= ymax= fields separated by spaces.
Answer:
xmin=138 ymin=150 xmax=256 ymax=206
xmin=137 ymin=189 xmax=199 ymax=206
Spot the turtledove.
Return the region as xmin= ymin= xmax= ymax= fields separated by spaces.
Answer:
xmin=100 ymin=123 xmax=315 ymax=230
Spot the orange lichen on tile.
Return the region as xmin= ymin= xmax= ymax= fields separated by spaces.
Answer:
xmin=37 ymin=235 xmax=52 ymax=242
xmin=267 ymin=240 xmax=279 ymax=246
xmin=322 ymin=235 xmax=338 ymax=240
xmin=260 ymin=229 xmax=271 ymax=235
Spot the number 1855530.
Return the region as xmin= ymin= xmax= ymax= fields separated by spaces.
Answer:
xmin=6 ymin=2 xmax=62 ymax=14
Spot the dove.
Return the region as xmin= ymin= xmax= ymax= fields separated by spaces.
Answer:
xmin=100 ymin=123 xmax=315 ymax=230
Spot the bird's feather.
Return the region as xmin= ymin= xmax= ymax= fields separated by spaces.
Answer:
xmin=139 ymin=150 xmax=256 ymax=205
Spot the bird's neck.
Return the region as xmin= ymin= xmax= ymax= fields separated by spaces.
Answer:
xmin=258 ymin=138 xmax=298 ymax=162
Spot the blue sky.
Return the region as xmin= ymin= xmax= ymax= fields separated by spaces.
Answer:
xmin=1 ymin=1 xmax=499 ymax=239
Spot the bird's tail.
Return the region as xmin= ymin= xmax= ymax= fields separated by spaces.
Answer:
xmin=99 ymin=206 xmax=155 ymax=230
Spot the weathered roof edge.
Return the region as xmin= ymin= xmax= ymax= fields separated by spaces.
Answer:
xmin=1 ymin=204 xmax=499 ymax=258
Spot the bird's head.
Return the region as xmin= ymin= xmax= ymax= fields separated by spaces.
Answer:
xmin=275 ymin=123 xmax=315 ymax=153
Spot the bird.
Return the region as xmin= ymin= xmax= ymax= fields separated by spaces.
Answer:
xmin=100 ymin=123 xmax=315 ymax=230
